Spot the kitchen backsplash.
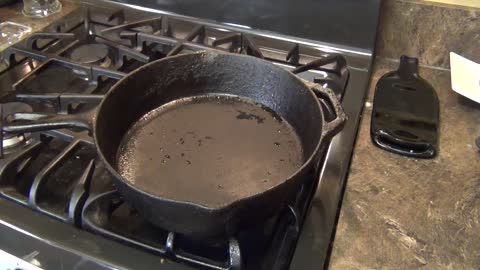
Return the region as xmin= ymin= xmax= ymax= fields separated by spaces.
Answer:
xmin=376 ymin=0 xmax=479 ymax=69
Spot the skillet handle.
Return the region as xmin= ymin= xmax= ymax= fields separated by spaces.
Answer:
xmin=1 ymin=110 xmax=95 ymax=134
xmin=310 ymin=85 xmax=347 ymax=141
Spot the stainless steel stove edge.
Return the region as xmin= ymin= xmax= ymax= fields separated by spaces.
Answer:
xmin=78 ymin=0 xmax=374 ymax=69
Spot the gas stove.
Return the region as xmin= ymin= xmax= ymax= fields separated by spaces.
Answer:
xmin=0 ymin=1 xmax=379 ymax=269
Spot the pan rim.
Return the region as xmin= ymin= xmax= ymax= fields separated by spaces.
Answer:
xmin=93 ymin=50 xmax=327 ymax=211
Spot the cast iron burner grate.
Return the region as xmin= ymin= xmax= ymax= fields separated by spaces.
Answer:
xmin=0 ymin=113 xmax=311 ymax=269
xmin=0 ymin=6 xmax=349 ymax=270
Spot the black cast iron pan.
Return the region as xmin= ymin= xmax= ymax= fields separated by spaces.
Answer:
xmin=3 ymin=51 xmax=345 ymax=239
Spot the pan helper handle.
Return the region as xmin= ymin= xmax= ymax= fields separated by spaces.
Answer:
xmin=2 ymin=110 xmax=95 ymax=134
xmin=310 ymin=85 xmax=346 ymax=141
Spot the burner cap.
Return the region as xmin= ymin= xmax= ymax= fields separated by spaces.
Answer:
xmin=1 ymin=102 xmax=33 ymax=149
xmin=70 ymin=43 xmax=109 ymax=65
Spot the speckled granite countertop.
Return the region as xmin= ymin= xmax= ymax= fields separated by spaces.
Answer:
xmin=0 ymin=1 xmax=77 ymax=34
xmin=329 ymin=58 xmax=480 ymax=269
xmin=0 ymin=2 xmax=77 ymax=70
xmin=0 ymin=1 xmax=77 ymax=63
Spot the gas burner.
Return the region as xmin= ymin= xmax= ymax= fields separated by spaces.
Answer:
xmin=1 ymin=102 xmax=33 ymax=150
xmin=70 ymin=43 xmax=112 ymax=67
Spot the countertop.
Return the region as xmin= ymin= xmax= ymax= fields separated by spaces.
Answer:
xmin=0 ymin=2 xmax=77 ymax=70
xmin=329 ymin=58 xmax=480 ymax=269
xmin=0 ymin=1 xmax=77 ymax=33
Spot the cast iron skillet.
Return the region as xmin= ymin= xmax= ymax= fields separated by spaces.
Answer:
xmin=3 ymin=51 xmax=345 ymax=239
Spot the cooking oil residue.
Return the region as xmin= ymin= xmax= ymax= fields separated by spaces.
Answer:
xmin=236 ymin=110 xmax=266 ymax=124
xmin=116 ymin=94 xmax=304 ymax=207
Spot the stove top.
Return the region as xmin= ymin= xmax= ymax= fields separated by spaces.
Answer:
xmin=0 ymin=1 xmax=378 ymax=269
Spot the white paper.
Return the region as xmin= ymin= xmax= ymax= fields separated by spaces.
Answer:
xmin=450 ymin=52 xmax=480 ymax=103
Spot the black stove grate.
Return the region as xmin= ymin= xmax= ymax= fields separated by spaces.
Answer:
xmin=0 ymin=126 xmax=309 ymax=270
xmin=0 ymin=6 xmax=348 ymax=269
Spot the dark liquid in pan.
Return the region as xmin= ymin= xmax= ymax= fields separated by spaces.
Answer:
xmin=116 ymin=95 xmax=304 ymax=207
